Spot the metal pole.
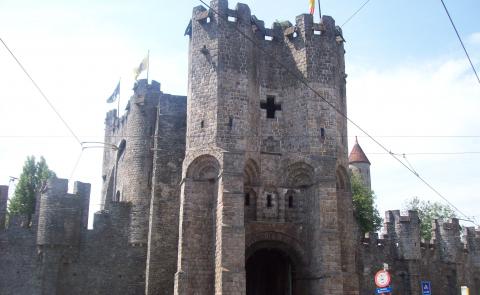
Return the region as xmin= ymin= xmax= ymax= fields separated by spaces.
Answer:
xmin=317 ymin=0 xmax=322 ymax=21
xmin=146 ymin=50 xmax=150 ymax=83
xmin=117 ymin=78 xmax=121 ymax=118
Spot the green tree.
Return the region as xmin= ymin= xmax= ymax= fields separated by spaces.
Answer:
xmin=351 ymin=174 xmax=382 ymax=234
xmin=404 ymin=197 xmax=456 ymax=241
xmin=8 ymin=156 xmax=56 ymax=224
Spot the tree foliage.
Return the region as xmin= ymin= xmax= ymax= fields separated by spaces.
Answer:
xmin=351 ymin=174 xmax=382 ymax=234
xmin=8 ymin=156 xmax=56 ymax=223
xmin=404 ymin=197 xmax=456 ymax=241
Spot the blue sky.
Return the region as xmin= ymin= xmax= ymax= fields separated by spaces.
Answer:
xmin=1 ymin=0 xmax=479 ymax=227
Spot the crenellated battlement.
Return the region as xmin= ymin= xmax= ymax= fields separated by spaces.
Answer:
xmin=190 ymin=0 xmax=341 ymax=44
xmin=361 ymin=210 xmax=480 ymax=267
xmin=188 ymin=0 xmax=346 ymax=89
xmin=36 ymin=178 xmax=90 ymax=246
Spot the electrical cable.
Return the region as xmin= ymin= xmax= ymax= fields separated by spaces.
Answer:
xmin=69 ymin=150 xmax=84 ymax=180
xmin=197 ymin=0 xmax=478 ymax=225
xmin=439 ymin=0 xmax=480 ymax=85
xmin=341 ymin=0 xmax=371 ymax=27
xmin=0 ymin=37 xmax=83 ymax=145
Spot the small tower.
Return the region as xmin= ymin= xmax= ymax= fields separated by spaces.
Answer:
xmin=349 ymin=137 xmax=371 ymax=190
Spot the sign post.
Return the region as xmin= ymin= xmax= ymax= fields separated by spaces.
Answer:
xmin=375 ymin=269 xmax=392 ymax=294
xmin=421 ymin=281 xmax=431 ymax=295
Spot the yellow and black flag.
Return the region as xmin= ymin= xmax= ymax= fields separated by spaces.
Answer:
xmin=133 ymin=53 xmax=149 ymax=80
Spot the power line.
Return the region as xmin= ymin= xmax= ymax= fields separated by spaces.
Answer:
xmin=341 ymin=0 xmax=371 ymax=27
xmin=0 ymin=38 xmax=83 ymax=145
xmin=69 ymin=150 xmax=84 ymax=180
xmin=197 ymin=0 xmax=478 ymax=225
xmin=368 ymin=151 xmax=480 ymax=155
xmin=439 ymin=0 xmax=480 ymax=85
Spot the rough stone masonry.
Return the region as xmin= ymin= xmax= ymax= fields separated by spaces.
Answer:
xmin=0 ymin=0 xmax=479 ymax=294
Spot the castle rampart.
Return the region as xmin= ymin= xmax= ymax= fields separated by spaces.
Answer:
xmin=359 ymin=212 xmax=480 ymax=294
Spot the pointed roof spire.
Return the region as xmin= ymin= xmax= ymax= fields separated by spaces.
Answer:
xmin=349 ymin=136 xmax=370 ymax=165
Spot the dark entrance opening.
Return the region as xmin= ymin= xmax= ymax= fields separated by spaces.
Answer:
xmin=246 ymin=248 xmax=295 ymax=295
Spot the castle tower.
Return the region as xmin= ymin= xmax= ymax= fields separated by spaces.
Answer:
xmin=101 ymin=79 xmax=160 ymax=245
xmin=176 ymin=1 xmax=358 ymax=294
xmin=36 ymin=178 xmax=90 ymax=295
xmin=349 ymin=137 xmax=371 ymax=190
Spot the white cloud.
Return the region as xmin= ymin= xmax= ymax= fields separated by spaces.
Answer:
xmin=468 ymin=32 xmax=480 ymax=45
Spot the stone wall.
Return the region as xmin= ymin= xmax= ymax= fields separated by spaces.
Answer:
xmin=0 ymin=178 xmax=140 ymax=295
xmin=359 ymin=211 xmax=480 ymax=295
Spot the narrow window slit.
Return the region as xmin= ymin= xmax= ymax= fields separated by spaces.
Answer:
xmin=245 ymin=193 xmax=250 ymax=206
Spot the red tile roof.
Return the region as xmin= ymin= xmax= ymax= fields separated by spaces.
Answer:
xmin=349 ymin=137 xmax=370 ymax=164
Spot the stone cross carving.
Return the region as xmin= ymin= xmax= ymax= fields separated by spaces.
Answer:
xmin=260 ymin=96 xmax=282 ymax=119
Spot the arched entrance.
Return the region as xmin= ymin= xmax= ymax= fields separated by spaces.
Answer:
xmin=246 ymin=248 xmax=296 ymax=295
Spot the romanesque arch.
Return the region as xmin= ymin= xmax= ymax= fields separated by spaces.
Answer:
xmin=178 ymin=154 xmax=220 ymax=293
xmin=185 ymin=154 xmax=220 ymax=180
xmin=244 ymin=158 xmax=260 ymax=186
xmin=244 ymin=159 xmax=260 ymax=222
xmin=285 ymin=162 xmax=314 ymax=188
xmin=245 ymin=232 xmax=306 ymax=295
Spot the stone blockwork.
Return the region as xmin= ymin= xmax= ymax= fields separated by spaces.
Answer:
xmin=358 ymin=211 xmax=480 ymax=295
xmin=1 ymin=1 xmax=479 ymax=295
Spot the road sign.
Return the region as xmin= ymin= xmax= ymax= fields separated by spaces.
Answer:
xmin=421 ymin=281 xmax=431 ymax=295
xmin=375 ymin=270 xmax=391 ymax=288
xmin=376 ymin=286 xmax=392 ymax=294
xmin=461 ymin=286 xmax=470 ymax=295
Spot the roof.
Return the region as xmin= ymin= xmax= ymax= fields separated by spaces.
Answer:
xmin=349 ymin=137 xmax=371 ymax=165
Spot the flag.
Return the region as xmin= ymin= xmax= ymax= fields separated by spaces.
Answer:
xmin=309 ymin=0 xmax=315 ymax=14
xmin=107 ymin=81 xmax=120 ymax=103
xmin=133 ymin=54 xmax=149 ymax=80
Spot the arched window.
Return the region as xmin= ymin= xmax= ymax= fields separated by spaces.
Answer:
xmin=117 ymin=139 xmax=126 ymax=160
xmin=115 ymin=190 xmax=120 ymax=202
xmin=288 ymin=195 xmax=293 ymax=208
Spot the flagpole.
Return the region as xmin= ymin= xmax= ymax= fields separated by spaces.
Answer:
xmin=117 ymin=78 xmax=121 ymax=118
xmin=317 ymin=0 xmax=322 ymax=21
xmin=147 ymin=50 xmax=150 ymax=83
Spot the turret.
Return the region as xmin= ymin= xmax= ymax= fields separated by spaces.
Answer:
xmin=121 ymin=79 xmax=160 ymax=244
xmin=0 ymin=185 xmax=8 ymax=230
xmin=464 ymin=226 xmax=480 ymax=267
xmin=349 ymin=137 xmax=371 ymax=190
xmin=433 ymin=218 xmax=462 ymax=263
xmin=384 ymin=210 xmax=421 ymax=260
xmin=36 ymin=178 xmax=90 ymax=246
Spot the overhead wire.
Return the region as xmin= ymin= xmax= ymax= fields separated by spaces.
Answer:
xmin=439 ymin=0 xmax=480 ymax=85
xmin=197 ymin=0 xmax=478 ymax=226
xmin=0 ymin=38 xmax=83 ymax=145
xmin=1 ymin=37 xmax=87 ymax=181
xmin=341 ymin=0 xmax=371 ymax=27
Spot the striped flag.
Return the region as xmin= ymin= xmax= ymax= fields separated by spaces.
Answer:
xmin=133 ymin=53 xmax=149 ymax=80
xmin=309 ymin=0 xmax=315 ymax=14
xmin=107 ymin=81 xmax=120 ymax=103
